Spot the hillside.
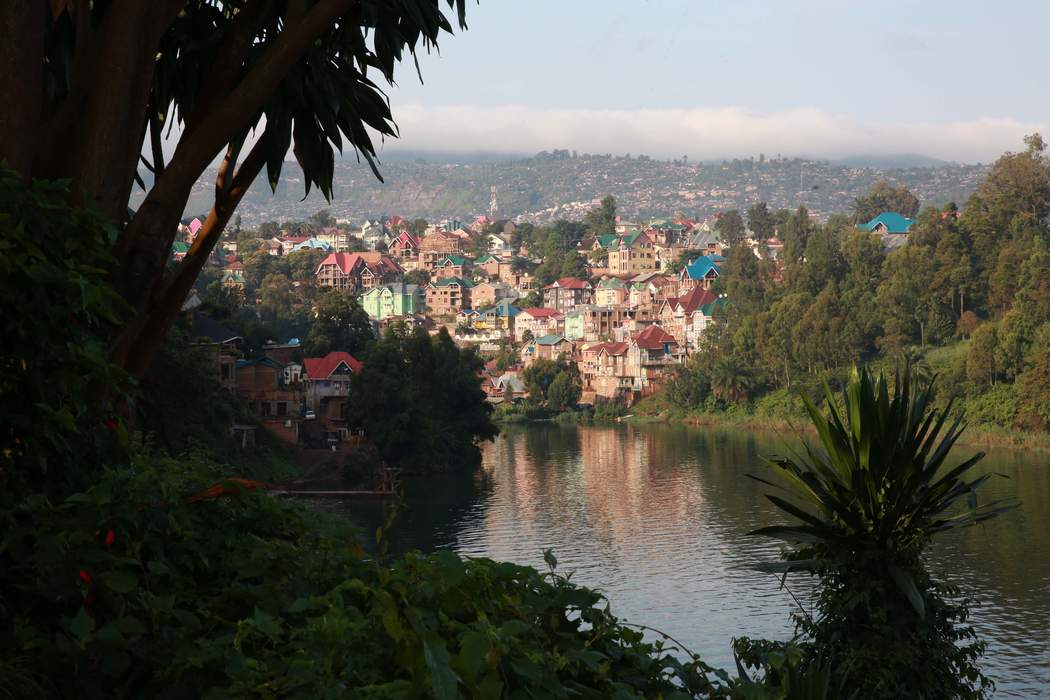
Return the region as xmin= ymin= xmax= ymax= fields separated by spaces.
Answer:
xmin=151 ymin=151 xmax=990 ymax=226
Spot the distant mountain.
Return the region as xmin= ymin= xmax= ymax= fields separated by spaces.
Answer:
xmin=376 ymin=148 xmax=528 ymax=165
xmin=154 ymin=151 xmax=990 ymax=226
xmin=835 ymin=154 xmax=954 ymax=169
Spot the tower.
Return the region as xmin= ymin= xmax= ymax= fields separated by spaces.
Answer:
xmin=489 ymin=185 xmax=498 ymax=218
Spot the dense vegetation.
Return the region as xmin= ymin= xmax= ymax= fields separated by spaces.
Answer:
xmin=345 ymin=325 xmax=499 ymax=473
xmin=663 ymin=136 xmax=1050 ymax=436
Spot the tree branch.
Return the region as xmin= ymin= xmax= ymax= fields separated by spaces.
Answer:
xmin=150 ymin=102 xmax=166 ymax=177
xmin=115 ymin=136 xmax=268 ymax=377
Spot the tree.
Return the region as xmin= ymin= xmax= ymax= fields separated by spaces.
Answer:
xmin=751 ymin=366 xmax=1016 ymax=699
xmin=1016 ymin=323 xmax=1050 ymax=430
xmin=286 ymin=248 xmax=328 ymax=282
xmin=746 ymin=202 xmax=775 ymax=240
xmin=0 ymin=1 xmax=471 ymax=378
xmin=522 ymin=357 xmax=579 ymax=410
xmin=303 ymin=289 xmax=374 ymax=357
xmin=403 ymin=268 xmax=431 ymax=287
xmin=851 ymin=181 xmax=921 ymax=222
xmin=715 ymin=209 xmax=746 ymax=247
xmin=585 ymin=195 xmax=617 ymax=236
xmin=309 ymin=209 xmax=335 ymax=229
xmin=345 ymin=326 xmax=497 ymax=472
xmin=966 ymin=322 xmax=999 ymax=386
xmin=547 ymin=371 xmax=582 ymax=412
xmin=709 ymin=356 xmax=755 ymax=404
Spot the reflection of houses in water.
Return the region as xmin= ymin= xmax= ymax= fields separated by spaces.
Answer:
xmin=478 ymin=427 xmax=705 ymax=564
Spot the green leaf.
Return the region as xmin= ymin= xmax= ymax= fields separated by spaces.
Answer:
xmin=69 ymin=607 xmax=94 ymax=642
xmin=423 ymin=633 xmax=461 ymax=700
xmin=888 ymin=565 xmax=925 ymax=619
xmin=99 ymin=570 xmax=138 ymax=594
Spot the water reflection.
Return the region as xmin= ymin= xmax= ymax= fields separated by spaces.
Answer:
xmin=335 ymin=424 xmax=1050 ymax=698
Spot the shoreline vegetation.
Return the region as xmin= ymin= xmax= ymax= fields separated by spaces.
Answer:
xmin=493 ymin=397 xmax=1050 ymax=453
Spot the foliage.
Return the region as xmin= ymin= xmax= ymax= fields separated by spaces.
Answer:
xmin=750 ymin=366 xmax=1018 ymax=699
xmin=522 ymin=358 xmax=582 ymax=411
xmin=585 ymin=194 xmax=617 ymax=236
xmin=303 ymin=288 xmax=375 ymax=357
xmin=1 ymin=451 xmax=731 ymax=699
xmin=852 ymin=181 xmax=921 ymax=222
xmin=345 ymin=325 xmax=499 ymax=472
xmin=0 ymin=167 xmax=128 ymax=500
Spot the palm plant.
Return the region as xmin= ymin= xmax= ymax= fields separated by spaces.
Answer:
xmin=750 ymin=365 xmax=1019 ymax=699
xmin=710 ymin=356 xmax=755 ymax=404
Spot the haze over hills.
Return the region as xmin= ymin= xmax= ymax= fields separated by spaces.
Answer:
xmin=163 ymin=150 xmax=989 ymax=226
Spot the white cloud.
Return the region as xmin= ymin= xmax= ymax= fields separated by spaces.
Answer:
xmin=382 ymin=104 xmax=1048 ymax=163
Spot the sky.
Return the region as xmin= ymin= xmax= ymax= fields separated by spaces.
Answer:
xmin=378 ymin=0 xmax=1050 ymax=163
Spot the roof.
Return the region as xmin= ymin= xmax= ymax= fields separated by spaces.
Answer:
xmin=391 ymin=231 xmax=421 ymax=248
xmin=496 ymin=375 xmax=526 ymax=393
xmin=669 ymin=286 xmax=718 ymax=314
xmin=316 ymin=252 xmax=401 ymax=277
xmin=235 ymin=357 xmax=284 ymax=370
xmin=190 ymin=315 xmax=242 ymax=345
xmin=536 ymin=334 xmax=568 ymax=346
xmin=475 ymin=253 xmax=497 ymax=264
xmin=591 ymin=341 xmax=629 ymax=356
xmin=857 ymin=212 xmax=915 ymax=234
xmin=683 ymin=255 xmax=721 ymax=281
xmin=431 ymin=276 xmax=475 ymax=288
xmin=619 ymin=230 xmax=650 ymax=247
xmin=439 ymin=254 xmax=469 ymax=266
xmin=634 ymin=325 xmax=678 ymax=350
xmin=292 ymin=237 xmax=334 ymax=252
xmin=303 ymin=351 xmax=363 ymax=379
xmin=172 ymin=241 xmax=190 ymax=254
xmin=597 ymin=277 xmax=626 ymax=289
xmin=596 ymin=233 xmax=619 ymax=250
xmin=544 ymin=277 xmax=591 ymax=290
xmin=482 ymin=300 xmax=521 ymax=317
xmin=520 ymin=307 xmax=561 ymax=319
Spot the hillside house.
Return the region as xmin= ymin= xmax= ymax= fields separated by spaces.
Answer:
xmin=435 ymin=254 xmax=470 ymax=279
xmin=679 ymin=255 xmax=722 ymax=292
xmin=359 ymin=283 xmax=422 ymax=320
xmin=515 ymin=307 xmax=564 ymax=342
xmin=425 ymin=277 xmax=474 ymax=316
xmin=303 ymin=351 xmax=363 ymax=437
xmin=315 ymin=252 xmax=402 ymax=291
xmin=607 ymin=230 xmax=657 ymax=276
xmin=542 ymin=277 xmax=593 ymax=313
xmin=420 ymin=231 xmax=463 ymax=270
xmin=659 ymin=286 xmax=719 ymax=351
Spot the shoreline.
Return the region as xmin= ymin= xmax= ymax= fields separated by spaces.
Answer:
xmin=497 ymin=411 xmax=1050 ymax=453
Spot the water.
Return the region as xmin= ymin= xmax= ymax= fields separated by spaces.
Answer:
xmin=326 ymin=423 xmax=1050 ymax=697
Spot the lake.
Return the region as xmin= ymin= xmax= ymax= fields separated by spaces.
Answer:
xmin=329 ymin=423 xmax=1050 ymax=698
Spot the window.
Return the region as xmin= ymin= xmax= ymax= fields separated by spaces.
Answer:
xmin=277 ymin=402 xmax=287 ymax=417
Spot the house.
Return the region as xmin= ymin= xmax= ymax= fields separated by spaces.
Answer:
xmin=291 ymin=237 xmax=334 ymax=253
xmin=235 ymin=357 xmax=297 ymax=420
xmin=221 ymin=261 xmax=246 ymax=290
xmin=388 ymin=231 xmax=421 ymax=261
xmin=579 ymin=342 xmax=633 ymax=402
xmin=420 ymin=231 xmax=463 ymax=270
xmin=857 ymin=212 xmax=916 ymax=235
xmin=359 ymin=283 xmax=422 ymax=320
xmin=471 ymin=280 xmax=517 ymax=309
xmin=316 ymin=226 xmax=352 ymax=251
xmin=315 ymin=252 xmax=402 ymax=291
xmin=171 ymin=241 xmax=190 ymax=262
xmin=476 ymin=299 xmax=520 ymax=332
xmin=542 ymin=277 xmax=593 ymax=313
xmin=360 ymin=220 xmax=385 ymax=249
xmin=425 ymin=277 xmax=474 ymax=316
xmin=456 ymin=308 xmax=482 ymax=328
xmin=487 ymin=233 xmax=513 ymax=256
xmin=435 ymin=254 xmax=470 ymax=279
xmin=594 ymin=277 xmax=628 ymax=306
xmin=476 ymin=253 xmax=512 ymax=281
xmin=679 ymin=255 xmax=722 ymax=292
xmin=190 ymin=314 xmax=242 ymax=389
xmin=607 ymin=230 xmax=657 ymax=276
xmin=627 ymin=325 xmax=683 ymax=395
xmin=659 ymin=286 xmax=719 ymax=351
xmin=276 ymin=235 xmax=311 ymax=255
xmin=302 ymin=351 xmax=363 ymax=437
xmin=523 ymin=335 xmax=573 ymax=367
xmin=515 ymin=307 xmax=564 ymax=342
xmin=686 ymin=229 xmax=723 ymax=256
xmin=495 ymin=374 xmax=528 ymax=401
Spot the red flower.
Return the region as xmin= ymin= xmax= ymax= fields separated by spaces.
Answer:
xmin=104 ymin=419 xmax=118 ymax=433
xmin=104 ymin=530 xmax=115 ymax=549
xmin=78 ymin=569 xmax=92 ymax=586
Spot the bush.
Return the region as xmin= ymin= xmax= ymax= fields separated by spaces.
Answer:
xmin=1 ymin=451 xmax=729 ymax=698
xmin=961 ymin=384 xmax=1018 ymax=429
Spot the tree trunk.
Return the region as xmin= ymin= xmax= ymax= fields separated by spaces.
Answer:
xmin=0 ymin=3 xmax=44 ymax=175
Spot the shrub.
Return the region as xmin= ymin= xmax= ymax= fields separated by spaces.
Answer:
xmin=961 ymin=384 xmax=1018 ymax=429
xmin=749 ymin=366 xmax=1018 ymax=699
xmin=1 ymin=451 xmax=729 ymax=698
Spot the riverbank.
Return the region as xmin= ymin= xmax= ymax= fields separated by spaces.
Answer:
xmin=495 ymin=402 xmax=1050 ymax=453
